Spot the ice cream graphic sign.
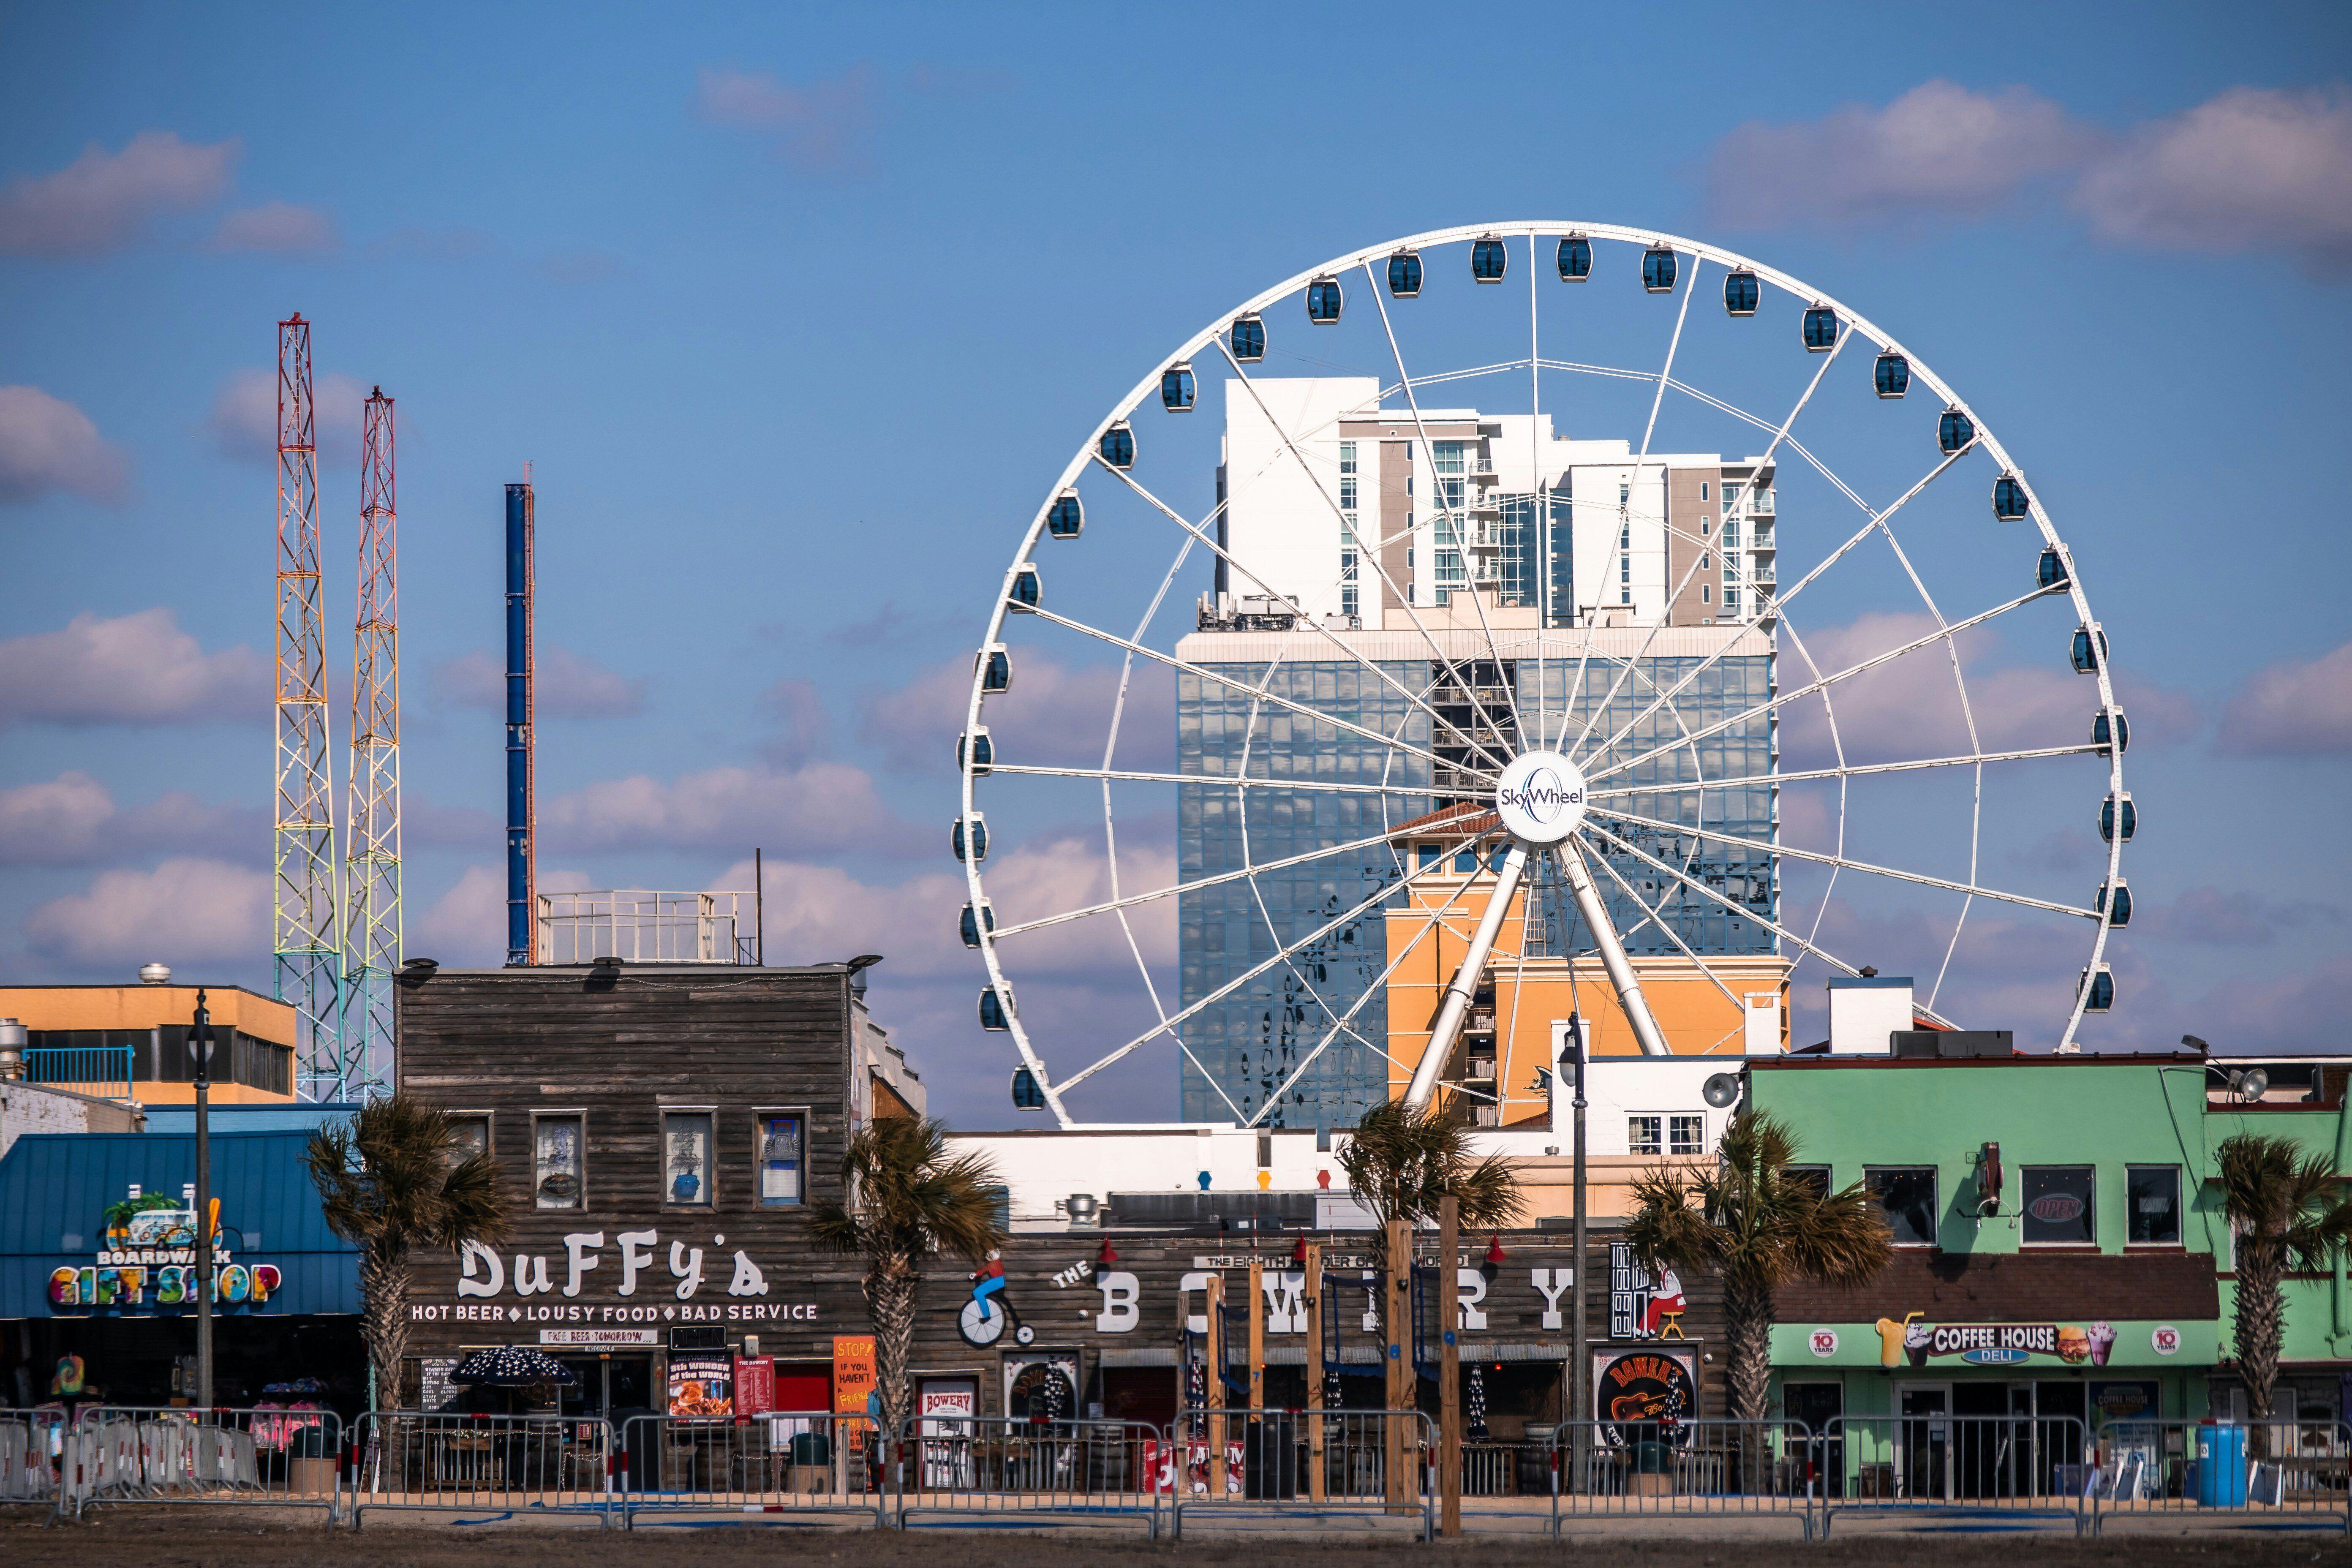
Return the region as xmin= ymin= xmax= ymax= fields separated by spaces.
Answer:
xmin=1873 ymin=1312 xmax=2116 ymax=1367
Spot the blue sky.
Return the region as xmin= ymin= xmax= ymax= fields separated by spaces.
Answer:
xmin=2 ymin=2 xmax=2348 ymax=1125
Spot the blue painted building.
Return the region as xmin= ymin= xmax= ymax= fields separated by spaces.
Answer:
xmin=0 ymin=1130 xmax=362 ymax=1410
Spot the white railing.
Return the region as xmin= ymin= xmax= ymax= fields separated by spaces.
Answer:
xmin=537 ymin=891 xmax=755 ymax=966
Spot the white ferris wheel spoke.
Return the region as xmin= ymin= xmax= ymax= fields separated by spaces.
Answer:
xmin=1094 ymin=447 xmax=1516 ymax=775
xmin=1232 ymin=645 xmax=1389 ymax=1075
xmin=1056 ymin=816 xmax=1498 ymax=1092
xmin=1585 ymin=845 xmax=1746 ymax=1012
xmin=988 ymin=811 xmax=1443 ymax=943
xmin=1554 ymin=257 xmax=1700 ymax=755
xmin=1569 ymin=310 xmax=1848 ymax=761
xmin=1576 ymin=816 xmax=1967 ymax=1030
xmin=1024 ymin=604 xmax=1479 ymax=784
xmin=1582 ymin=583 xmax=2056 ymax=788
xmin=1097 ymin=514 xmax=1211 ymax=1086
xmin=1241 ymin=844 xmax=1497 ymax=1127
xmin=1573 ymin=441 xmax=1976 ymax=776
xmin=1358 ymin=262 xmax=1528 ymax=750
xmin=988 ymin=762 xmax=1434 ymax=799
xmin=1212 ymin=335 xmax=1521 ymax=769
xmin=1585 ymin=800 xmax=2097 ymax=920
xmin=1584 ymin=742 xmax=2105 ymax=798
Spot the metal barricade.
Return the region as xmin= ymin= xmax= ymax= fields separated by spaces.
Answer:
xmin=63 ymin=1405 xmax=343 ymax=1522
xmin=618 ymin=1412 xmax=882 ymax=1529
xmin=1546 ymin=1419 xmax=1816 ymax=1539
xmin=1 ymin=1410 xmax=61 ymax=1505
xmin=891 ymin=1415 xmax=1164 ymax=1536
xmin=1819 ymin=1413 xmax=2091 ymax=1537
xmin=1169 ymin=1408 xmax=1435 ymax=1540
xmin=346 ymin=1410 xmax=616 ymax=1528
xmin=2090 ymin=1418 xmax=2352 ymax=1535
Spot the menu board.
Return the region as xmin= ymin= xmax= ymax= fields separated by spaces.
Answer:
xmin=735 ymin=1355 xmax=776 ymax=1417
xmin=419 ymin=1357 xmax=458 ymax=1412
xmin=667 ymin=1353 xmax=733 ymax=1418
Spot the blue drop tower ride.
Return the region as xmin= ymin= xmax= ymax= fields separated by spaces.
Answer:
xmin=505 ymin=478 xmax=534 ymax=966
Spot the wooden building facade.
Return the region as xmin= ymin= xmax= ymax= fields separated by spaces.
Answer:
xmin=395 ymin=964 xmax=1723 ymax=1433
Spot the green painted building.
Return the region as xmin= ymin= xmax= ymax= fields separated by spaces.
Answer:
xmin=1742 ymin=1050 xmax=2352 ymax=1457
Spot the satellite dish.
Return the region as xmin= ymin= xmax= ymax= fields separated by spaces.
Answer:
xmin=1702 ymin=1073 xmax=1740 ymax=1110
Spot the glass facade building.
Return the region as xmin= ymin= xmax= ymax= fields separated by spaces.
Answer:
xmin=1176 ymin=645 xmax=1776 ymax=1127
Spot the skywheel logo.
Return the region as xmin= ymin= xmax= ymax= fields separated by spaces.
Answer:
xmin=1498 ymin=769 xmax=1580 ymax=821
xmin=1494 ymin=751 xmax=1587 ymax=846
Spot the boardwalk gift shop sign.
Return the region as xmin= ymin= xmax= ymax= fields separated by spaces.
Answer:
xmin=408 ymin=1231 xmax=818 ymax=1325
xmin=49 ymin=1187 xmax=282 ymax=1313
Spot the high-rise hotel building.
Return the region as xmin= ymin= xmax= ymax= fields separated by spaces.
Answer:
xmin=1177 ymin=378 xmax=1783 ymax=1127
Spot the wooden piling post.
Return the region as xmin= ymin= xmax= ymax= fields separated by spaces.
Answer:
xmin=1205 ymin=1272 xmax=1227 ymax=1497
xmin=1438 ymin=1195 xmax=1462 ymax=1536
xmin=1304 ymin=1241 xmax=1325 ymax=1502
xmin=1384 ymin=1218 xmax=1410 ymax=1511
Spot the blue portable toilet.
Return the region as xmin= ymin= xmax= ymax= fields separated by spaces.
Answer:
xmin=2195 ymin=1424 xmax=2247 ymax=1507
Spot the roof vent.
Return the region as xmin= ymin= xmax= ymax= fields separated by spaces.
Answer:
xmin=138 ymin=963 xmax=171 ymax=985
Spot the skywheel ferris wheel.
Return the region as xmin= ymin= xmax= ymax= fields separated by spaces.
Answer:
xmin=957 ymin=223 xmax=2133 ymax=1131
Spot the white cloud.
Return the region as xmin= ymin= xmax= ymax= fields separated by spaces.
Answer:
xmin=0 ymin=772 xmax=114 ymax=864
xmin=206 ymin=200 xmax=341 ymax=257
xmin=430 ymin=644 xmax=647 ymax=719
xmin=0 ymin=131 xmax=238 ymax=256
xmin=24 ymin=857 xmax=271 ymax=969
xmin=1704 ymin=81 xmax=2096 ymax=229
xmin=2132 ymin=886 xmax=2344 ymax=947
xmin=1700 ymin=80 xmax=2352 ymax=276
xmin=203 ymin=366 xmax=368 ymax=468
xmin=0 ymin=608 xmax=267 ymax=729
xmin=2219 ymin=640 xmax=2352 ymax=756
xmin=2077 ymin=86 xmax=2352 ymax=274
xmin=411 ymin=863 xmax=591 ymax=966
xmin=0 ymin=771 xmax=261 ymax=867
xmin=859 ymin=652 xmax=1176 ymax=774
xmin=1776 ymin=610 xmax=2195 ymax=770
xmin=540 ymin=760 xmax=915 ymax=858
xmin=696 ymin=64 xmax=880 ymax=173
xmin=0 ymin=385 xmax=129 ymax=503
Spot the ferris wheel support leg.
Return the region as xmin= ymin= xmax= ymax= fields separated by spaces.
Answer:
xmin=1402 ymin=844 xmax=1529 ymax=1113
xmin=1562 ymin=840 xmax=1671 ymax=1058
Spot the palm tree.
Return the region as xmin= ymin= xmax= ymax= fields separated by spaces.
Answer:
xmin=305 ymin=1096 xmax=507 ymax=1409
xmin=2215 ymin=1132 xmax=2352 ymax=1452
xmin=1624 ymin=1112 xmax=1890 ymax=1422
xmin=807 ymin=1117 xmax=1003 ymax=1447
xmin=1335 ymin=1100 xmax=1527 ymax=1230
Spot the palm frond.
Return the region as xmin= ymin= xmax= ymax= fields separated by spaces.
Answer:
xmin=1335 ymin=1100 xmax=1527 ymax=1230
xmin=806 ymin=1116 xmax=1005 ymax=1269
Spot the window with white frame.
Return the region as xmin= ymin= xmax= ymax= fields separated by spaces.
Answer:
xmin=1627 ymin=1115 xmax=1663 ymax=1155
xmin=1669 ymin=1115 xmax=1705 ymax=1154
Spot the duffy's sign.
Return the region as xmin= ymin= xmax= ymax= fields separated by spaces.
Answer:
xmin=409 ymin=1232 xmax=819 ymax=1325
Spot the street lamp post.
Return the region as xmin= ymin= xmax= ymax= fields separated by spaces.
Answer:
xmin=191 ymin=989 xmax=215 ymax=1411
xmin=1567 ymin=1011 xmax=1588 ymax=1493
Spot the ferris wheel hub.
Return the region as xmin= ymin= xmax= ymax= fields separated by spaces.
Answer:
xmin=1494 ymin=750 xmax=1589 ymax=847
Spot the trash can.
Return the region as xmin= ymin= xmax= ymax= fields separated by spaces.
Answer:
xmin=2195 ymin=1424 xmax=2246 ymax=1507
xmin=1519 ymin=1424 xmax=1557 ymax=1495
xmin=1244 ymin=1413 xmax=1298 ymax=1499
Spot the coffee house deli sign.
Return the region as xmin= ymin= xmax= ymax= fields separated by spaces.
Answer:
xmin=1785 ymin=1309 xmax=2191 ymax=1368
